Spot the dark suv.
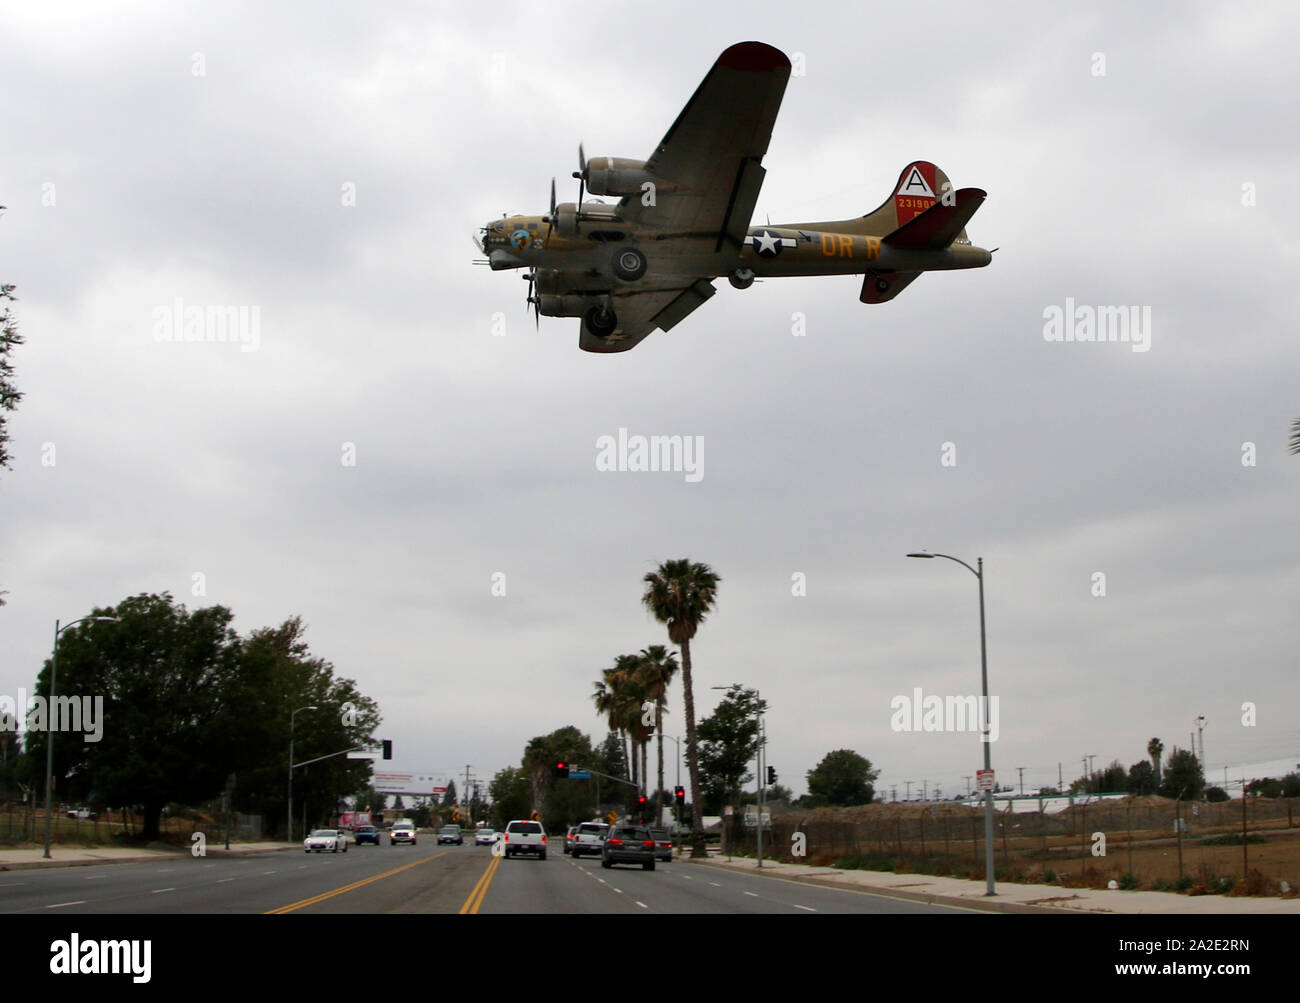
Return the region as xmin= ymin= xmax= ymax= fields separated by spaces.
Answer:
xmin=601 ymin=825 xmax=656 ymax=870
xmin=437 ymin=825 xmax=464 ymax=845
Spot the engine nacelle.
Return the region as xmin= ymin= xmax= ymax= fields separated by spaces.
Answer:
xmin=583 ymin=157 xmax=679 ymax=198
xmin=537 ymin=294 xmax=591 ymax=318
xmin=548 ymin=203 xmax=580 ymax=239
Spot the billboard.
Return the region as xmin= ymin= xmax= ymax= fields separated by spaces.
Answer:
xmin=372 ymin=772 xmax=448 ymax=796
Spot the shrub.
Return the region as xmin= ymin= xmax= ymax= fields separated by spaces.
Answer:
xmin=1118 ymin=872 xmax=1140 ymax=890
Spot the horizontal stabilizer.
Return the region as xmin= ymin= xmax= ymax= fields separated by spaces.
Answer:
xmin=883 ymin=188 xmax=986 ymax=250
xmin=860 ymin=270 xmax=921 ymax=304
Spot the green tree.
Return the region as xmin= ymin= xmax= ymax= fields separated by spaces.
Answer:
xmin=1158 ymin=747 xmax=1204 ymax=800
xmin=642 ymin=558 xmax=720 ymax=858
xmin=442 ymin=779 xmax=458 ymax=807
xmin=1283 ymin=772 xmax=1300 ymax=798
xmin=27 ymin=594 xmax=269 ymax=840
xmin=806 ymin=750 xmax=878 ymax=806
xmin=522 ymin=725 xmax=596 ymax=825
xmin=1147 ymin=737 xmax=1164 ymax=787
xmin=0 ymin=284 xmax=22 ymax=477
xmin=231 ymin=616 xmax=380 ymax=833
xmin=1099 ymin=759 xmax=1128 ymax=793
xmin=489 ymin=766 xmax=530 ymax=828
xmin=1205 ymin=786 xmax=1229 ymax=803
xmin=1127 ymin=760 xmax=1157 ymax=796
xmin=696 ymin=685 xmax=765 ymax=815
xmin=596 ymin=731 xmax=627 ymax=791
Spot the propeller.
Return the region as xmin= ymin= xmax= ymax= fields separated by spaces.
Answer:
xmin=523 ymin=269 xmax=539 ymax=329
xmin=543 ymin=177 xmax=557 ymax=241
xmin=572 ymin=143 xmax=587 ymax=206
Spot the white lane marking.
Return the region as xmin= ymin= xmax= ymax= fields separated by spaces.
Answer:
xmin=708 ymin=882 xmax=721 ymax=887
xmin=794 ymin=904 xmax=816 ymax=912
xmin=680 ymin=875 xmax=692 ymax=880
xmin=597 ymin=878 xmax=607 ymax=885
xmin=217 ymin=878 xmax=235 ymax=883
xmin=743 ymin=891 xmax=759 ymax=897
xmin=612 ymin=888 xmax=623 ymax=894
xmin=262 ymin=871 xmax=276 ymax=875
xmin=151 ymin=888 xmax=175 ymax=894
xmin=46 ymin=901 xmax=86 ymax=908
xmin=636 ymin=901 xmax=648 ymax=909
xmin=0 ymin=883 xmax=25 ymax=888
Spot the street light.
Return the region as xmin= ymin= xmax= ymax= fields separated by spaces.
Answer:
xmin=662 ymin=734 xmax=682 ymax=788
xmin=907 ymin=550 xmax=996 ymax=896
xmin=44 ymin=616 xmax=119 ymax=859
xmin=287 ymin=705 xmax=318 ymax=843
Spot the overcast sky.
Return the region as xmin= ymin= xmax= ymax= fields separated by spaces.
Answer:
xmin=2 ymin=1 xmax=1297 ymax=807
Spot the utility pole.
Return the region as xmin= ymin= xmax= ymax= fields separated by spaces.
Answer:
xmin=1196 ymin=715 xmax=1207 ymax=795
xmin=905 ymin=780 xmax=913 ymax=801
xmin=1017 ymin=767 xmax=1025 ymax=796
xmin=1058 ymin=763 xmax=1063 ymax=792
xmin=890 ymin=785 xmax=897 ymax=802
xmin=964 ymin=776 xmax=972 ymax=797
xmin=1087 ymin=755 xmax=1097 ymax=794
xmin=921 ymin=779 xmax=927 ymax=801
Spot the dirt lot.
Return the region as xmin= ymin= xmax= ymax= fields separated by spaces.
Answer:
xmin=733 ymin=796 xmax=1300 ymax=895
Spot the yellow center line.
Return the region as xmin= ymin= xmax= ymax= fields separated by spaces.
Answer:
xmin=459 ymin=853 xmax=502 ymax=914
xmin=265 ymin=851 xmax=450 ymax=914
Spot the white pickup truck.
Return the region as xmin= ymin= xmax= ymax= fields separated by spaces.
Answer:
xmin=570 ymin=821 xmax=609 ymax=859
xmin=502 ymin=819 xmax=547 ymax=859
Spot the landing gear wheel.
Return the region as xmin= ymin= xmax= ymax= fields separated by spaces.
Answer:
xmin=584 ymin=305 xmax=618 ymax=338
xmin=612 ymin=247 xmax=647 ymax=281
xmin=728 ymin=267 xmax=755 ymax=290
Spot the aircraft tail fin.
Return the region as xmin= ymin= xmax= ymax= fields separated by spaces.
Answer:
xmin=882 ymin=187 xmax=986 ymax=249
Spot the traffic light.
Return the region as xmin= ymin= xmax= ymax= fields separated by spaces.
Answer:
xmin=381 ymin=740 xmax=392 ymax=760
xmin=766 ymin=766 xmax=777 ymax=785
xmin=554 ymin=761 xmax=570 ymax=779
xmin=636 ymin=794 xmax=647 ymax=821
xmin=674 ymin=786 xmax=685 ymax=808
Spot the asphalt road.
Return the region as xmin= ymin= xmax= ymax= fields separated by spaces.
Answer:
xmin=0 ymin=841 xmax=977 ymax=914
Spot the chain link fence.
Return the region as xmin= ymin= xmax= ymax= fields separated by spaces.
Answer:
xmin=724 ymin=796 xmax=1299 ymax=893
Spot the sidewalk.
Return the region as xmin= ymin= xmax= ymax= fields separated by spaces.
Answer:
xmin=0 ymin=841 xmax=300 ymax=871
xmin=690 ymin=853 xmax=1300 ymax=914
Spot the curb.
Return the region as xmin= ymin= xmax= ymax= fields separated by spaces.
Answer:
xmin=685 ymin=857 xmax=1072 ymax=914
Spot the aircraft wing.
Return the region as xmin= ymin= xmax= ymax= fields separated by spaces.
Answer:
xmin=619 ymin=42 xmax=791 ymax=260
xmin=579 ymin=280 xmax=717 ymax=353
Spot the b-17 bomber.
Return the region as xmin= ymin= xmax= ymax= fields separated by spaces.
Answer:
xmin=478 ymin=41 xmax=993 ymax=352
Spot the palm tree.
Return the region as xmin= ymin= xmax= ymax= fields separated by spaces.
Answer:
xmin=1290 ymin=419 xmax=1300 ymax=455
xmin=1148 ymin=737 xmax=1164 ymax=788
xmin=635 ymin=644 xmax=680 ymax=826
xmin=642 ymin=558 xmax=720 ymax=858
xmin=592 ymin=656 xmax=641 ymax=788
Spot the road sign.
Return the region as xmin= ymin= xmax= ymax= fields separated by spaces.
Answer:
xmin=976 ymin=769 xmax=995 ymax=792
xmin=606 ymin=810 xmax=619 ymax=824
xmin=569 ymin=771 xmax=591 ymax=779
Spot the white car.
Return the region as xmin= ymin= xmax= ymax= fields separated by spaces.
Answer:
xmin=474 ymin=828 xmax=498 ymax=846
xmin=304 ymin=828 xmax=348 ymax=853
